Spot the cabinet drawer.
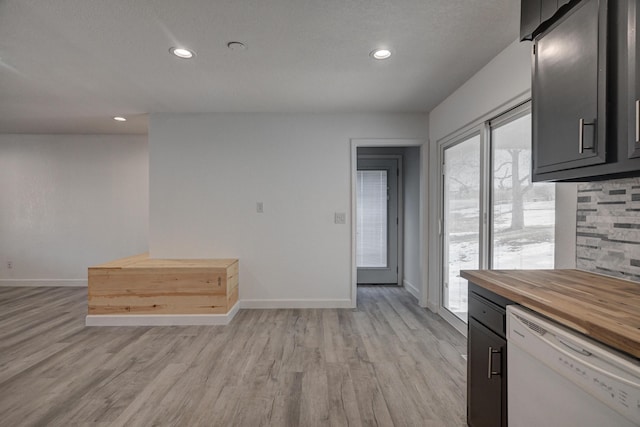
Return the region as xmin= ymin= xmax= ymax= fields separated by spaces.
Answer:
xmin=469 ymin=294 xmax=506 ymax=336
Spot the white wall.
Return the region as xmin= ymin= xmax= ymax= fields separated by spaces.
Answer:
xmin=0 ymin=134 xmax=148 ymax=285
xmin=149 ymin=113 xmax=428 ymax=306
xmin=427 ymin=39 xmax=577 ymax=312
xmin=429 ymin=39 xmax=533 ymax=143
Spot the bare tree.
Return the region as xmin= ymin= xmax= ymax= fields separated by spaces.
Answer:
xmin=494 ymin=149 xmax=533 ymax=230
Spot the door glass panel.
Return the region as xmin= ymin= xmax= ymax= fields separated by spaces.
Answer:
xmin=443 ymin=135 xmax=481 ymax=322
xmin=492 ymin=113 xmax=555 ymax=268
xmin=357 ymin=170 xmax=388 ymax=268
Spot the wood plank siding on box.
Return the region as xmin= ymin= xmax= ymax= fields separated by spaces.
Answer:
xmin=88 ymin=254 xmax=239 ymax=315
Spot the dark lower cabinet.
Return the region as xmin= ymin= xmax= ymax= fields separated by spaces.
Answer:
xmin=467 ymin=283 xmax=512 ymax=427
xmin=468 ymin=318 xmax=506 ymax=427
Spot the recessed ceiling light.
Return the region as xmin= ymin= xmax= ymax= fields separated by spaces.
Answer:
xmin=370 ymin=49 xmax=392 ymax=60
xmin=113 ymin=116 xmax=127 ymax=122
xmin=227 ymin=41 xmax=247 ymax=51
xmin=170 ymin=47 xmax=195 ymax=59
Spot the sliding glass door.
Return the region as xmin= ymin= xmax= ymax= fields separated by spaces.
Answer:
xmin=442 ymin=134 xmax=482 ymax=323
xmin=439 ymin=102 xmax=555 ymax=329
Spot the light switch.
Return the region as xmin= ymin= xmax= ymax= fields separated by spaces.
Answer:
xmin=334 ymin=212 xmax=346 ymax=224
xmin=256 ymin=202 xmax=264 ymax=213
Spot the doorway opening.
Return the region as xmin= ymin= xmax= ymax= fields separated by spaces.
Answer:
xmin=350 ymin=140 xmax=427 ymax=308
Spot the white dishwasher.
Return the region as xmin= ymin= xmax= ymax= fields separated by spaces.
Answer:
xmin=506 ymin=305 xmax=640 ymax=427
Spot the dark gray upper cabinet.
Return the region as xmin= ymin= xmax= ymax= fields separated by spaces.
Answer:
xmin=532 ymin=0 xmax=607 ymax=179
xmin=520 ymin=0 xmax=575 ymax=40
xmin=625 ymin=0 xmax=640 ymax=159
xmin=541 ymin=0 xmax=559 ymax=21
xmin=526 ymin=0 xmax=640 ymax=181
xmin=521 ymin=0 xmax=542 ymax=40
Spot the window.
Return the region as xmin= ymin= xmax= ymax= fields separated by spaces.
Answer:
xmin=356 ymin=170 xmax=388 ymax=268
xmin=490 ymin=110 xmax=555 ymax=269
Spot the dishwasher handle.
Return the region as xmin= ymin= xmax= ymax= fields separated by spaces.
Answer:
xmin=557 ymin=336 xmax=593 ymax=357
xmin=488 ymin=346 xmax=502 ymax=379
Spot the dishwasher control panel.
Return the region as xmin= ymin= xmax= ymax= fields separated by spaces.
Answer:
xmin=507 ymin=306 xmax=640 ymax=426
xmin=555 ymin=353 xmax=640 ymax=422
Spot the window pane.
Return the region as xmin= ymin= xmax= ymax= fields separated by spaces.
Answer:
xmin=443 ymin=135 xmax=481 ymax=322
xmin=357 ymin=170 xmax=388 ymax=267
xmin=492 ymin=113 xmax=555 ymax=269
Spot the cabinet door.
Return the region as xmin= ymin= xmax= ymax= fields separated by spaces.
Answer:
xmin=467 ymin=318 xmax=506 ymax=427
xmin=532 ymin=0 xmax=607 ymax=177
xmin=521 ymin=0 xmax=541 ymax=40
xmin=628 ymin=0 xmax=640 ymax=158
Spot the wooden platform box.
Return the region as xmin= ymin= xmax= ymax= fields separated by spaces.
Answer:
xmin=88 ymin=254 xmax=239 ymax=315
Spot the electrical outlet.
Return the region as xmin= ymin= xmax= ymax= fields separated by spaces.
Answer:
xmin=7 ymin=261 xmax=12 ymax=269
xmin=334 ymin=212 xmax=346 ymax=224
xmin=256 ymin=202 xmax=264 ymax=213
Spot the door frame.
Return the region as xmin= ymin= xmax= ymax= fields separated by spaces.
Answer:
xmin=356 ymin=155 xmax=402 ymax=285
xmin=350 ymin=139 xmax=427 ymax=308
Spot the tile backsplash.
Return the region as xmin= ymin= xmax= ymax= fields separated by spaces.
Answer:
xmin=577 ymin=177 xmax=640 ymax=282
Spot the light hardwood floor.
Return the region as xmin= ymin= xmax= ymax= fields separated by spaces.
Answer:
xmin=0 ymin=286 xmax=467 ymax=427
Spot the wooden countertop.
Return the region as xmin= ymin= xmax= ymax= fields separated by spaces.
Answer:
xmin=460 ymin=269 xmax=640 ymax=359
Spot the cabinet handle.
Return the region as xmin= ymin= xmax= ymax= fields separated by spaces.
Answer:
xmin=578 ymin=118 xmax=585 ymax=154
xmin=487 ymin=346 xmax=501 ymax=379
xmin=578 ymin=118 xmax=596 ymax=153
xmin=635 ymin=100 xmax=639 ymax=143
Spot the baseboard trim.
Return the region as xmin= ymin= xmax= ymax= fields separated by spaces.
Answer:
xmin=403 ymin=279 xmax=420 ymax=300
xmin=0 ymin=279 xmax=87 ymax=287
xmin=85 ymin=302 xmax=240 ymax=326
xmin=437 ymin=307 xmax=467 ymax=337
xmin=240 ymin=299 xmax=352 ymax=309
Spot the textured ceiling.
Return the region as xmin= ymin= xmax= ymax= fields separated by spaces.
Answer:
xmin=0 ymin=0 xmax=520 ymax=134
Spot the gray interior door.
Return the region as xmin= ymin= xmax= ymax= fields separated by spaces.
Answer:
xmin=356 ymin=158 xmax=399 ymax=285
